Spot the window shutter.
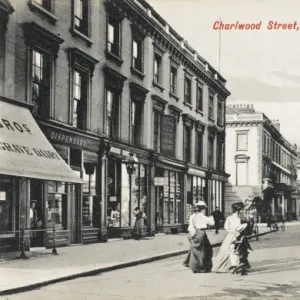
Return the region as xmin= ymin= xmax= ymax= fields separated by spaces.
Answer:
xmin=160 ymin=115 xmax=176 ymax=157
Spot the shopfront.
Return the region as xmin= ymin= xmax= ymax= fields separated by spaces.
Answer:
xmin=106 ymin=147 xmax=149 ymax=238
xmin=39 ymin=123 xmax=103 ymax=244
xmin=186 ymin=169 xmax=206 ymax=221
xmin=0 ymin=99 xmax=83 ymax=254
xmin=154 ymin=160 xmax=184 ymax=233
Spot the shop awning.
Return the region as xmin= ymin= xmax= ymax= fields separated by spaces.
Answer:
xmin=0 ymin=101 xmax=83 ymax=183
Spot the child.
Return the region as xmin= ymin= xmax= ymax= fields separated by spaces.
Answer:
xmin=230 ymin=223 xmax=253 ymax=275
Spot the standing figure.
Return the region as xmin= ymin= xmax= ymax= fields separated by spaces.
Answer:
xmin=183 ymin=205 xmax=199 ymax=267
xmin=212 ymin=202 xmax=244 ymax=273
xmin=30 ymin=202 xmax=38 ymax=229
xmin=185 ymin=201 xmax=215 ymax=273
xmin=132 ymin=207 xmax=144 ymax=240
xmin=230 ymin=223 xmax=253 ymax=275
xmin=212 ymin=206 xmax=224 ymax=234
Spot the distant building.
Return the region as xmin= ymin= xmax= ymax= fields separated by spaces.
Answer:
xmin=225 ymin=104 xmax=299 ymax=220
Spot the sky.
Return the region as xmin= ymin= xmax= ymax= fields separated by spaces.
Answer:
xmin=147 ymin=0 xmax=300 ymax=146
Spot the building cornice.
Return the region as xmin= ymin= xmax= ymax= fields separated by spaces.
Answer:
xmin=106 ymin=0 xmax=230 ymax=98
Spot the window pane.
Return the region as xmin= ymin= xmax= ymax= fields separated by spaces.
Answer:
xmin=75 ymin=0 xmax=83 ymax=18
xmin=236 ymin=162 xmax=247 ymax=185
xmin=133 ymin=41 xmax=138 ymax=58
xmin=0 ymin=177 xmax=12 ymax=233
xmin=237 ymin=133 xmax=247 ymax=150
xmin=47 ymin=194 xmax=63 ymax=227
xmin=108 ymin=23 xmax=114 ymax=44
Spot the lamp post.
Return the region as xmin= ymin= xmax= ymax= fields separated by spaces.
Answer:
xmin=123 ymin=152 xmax=139 ymax=226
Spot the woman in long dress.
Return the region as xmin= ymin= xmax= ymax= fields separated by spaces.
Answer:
xmin=185 ymin=201 xmax=215 ymax=273
xmin=132 ymin=207 xmax=143 ymax=240
xmin=212 ymin=202 xmax=244 ymax=273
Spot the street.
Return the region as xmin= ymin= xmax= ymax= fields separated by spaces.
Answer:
xmin=2 ymin=224 xmax=300 ymax=300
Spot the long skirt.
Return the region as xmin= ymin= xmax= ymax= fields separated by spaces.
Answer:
xmin=132 ymin=216 xmax=143 ymax=240
xmin=183 ymin=229 xmax=213 ymax=273
xmin=212 ymin=232 xmax=236 ymax=273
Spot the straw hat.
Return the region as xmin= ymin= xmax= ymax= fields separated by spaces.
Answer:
xmin=195 ymin=200 xmax=207 ymax=207
xmin=236 ymin=223 xmax=248 ymax=233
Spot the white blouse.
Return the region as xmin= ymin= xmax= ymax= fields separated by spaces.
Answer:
xmin=224 ymin=213 xmax=241 ymax=233
xmin=192 ymin=212 xmax=215 ymax=229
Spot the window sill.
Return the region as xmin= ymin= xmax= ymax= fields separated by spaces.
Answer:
xmin=70 ymin=28 xmax=94 ymax=47
xmin=105 ymin=50 xmax=124 ymax=66
xmin=183 ymin=102 xmax=193 ymax=110
xmin=28 ymin=1 xmax=58 ymax=24
xmin=131 ymin=67 xmax=145 ymax=79
xmin=195 ymin=109 xmax=204 ymax=115
xmin=152 ymin=81 xmax=165 ymax=92
xmin=169 ymin=92 xmax=179 ymax=101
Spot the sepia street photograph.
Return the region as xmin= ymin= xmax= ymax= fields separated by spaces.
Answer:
xmin=0 ymin=0 xmax=300 ymax=299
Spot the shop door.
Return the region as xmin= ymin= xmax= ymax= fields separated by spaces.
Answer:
xmin=30 ymin=180 xmax=45 ymax=247
xmin=70 ymin=184 xmax=82 ymax=244
xmin=155 ymin=186 xmax=164 ymax=231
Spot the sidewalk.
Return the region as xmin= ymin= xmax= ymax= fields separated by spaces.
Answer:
xmin=0 ymin=227 xmax=271 ymax=296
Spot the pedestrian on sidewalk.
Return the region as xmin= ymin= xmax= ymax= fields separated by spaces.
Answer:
xmin=212 ymin=202 xmax=244 ymax=273
xmin=184 ymin=201 xmax=215 ymax=273
xmin=132 ymin=207 xmax=144 ymax=240
xmin=212 ymin=206 xmax=224 ymax=234
xmin=183 ymin=205 xmax=198 ymax=267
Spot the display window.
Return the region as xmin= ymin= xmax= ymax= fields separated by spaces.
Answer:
xmin=47 ymin=181 xmax=67 ymax=229
xmin=155 ymin=168 xmax=182 ymax=225
xmin=107 ymin=158 xmax=148 ymax=228
xmin=0 ymin=176 xmax=13 ymax=233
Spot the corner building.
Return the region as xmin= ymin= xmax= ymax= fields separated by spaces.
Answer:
xmin=225 ymin=104 xmax=299 ymax=220
xmin=0 ymin=0 xmax=230 ymax=255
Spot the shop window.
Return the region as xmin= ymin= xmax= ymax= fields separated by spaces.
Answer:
xmin=107 ymin=159 xmax=148 ymax=228
xmin=106 ymin=89 xmax=119 ymax=139
xmin=196 ymin=85 xmax=203 ymax=112
xmin=70 ymin=148 xmax=82 ymax=169
xmin=34 ymin=0 xmax=51 ymax=11
xmin=107 ymin=14 xmax=121 ymax=57
xmin=47 ymin=181 xmax=67 ymax=228
xmin=0 ymin=176 xmax=13 ymax=233
xmin=209 ymin=94 xmax=214 ymax=120
xmin=131 ymin=100 xmax=142 ymax=147
xmin=82 ymin=164 xmax=97 ymax=227
xmin=170 ymin=65 xmax=177 ymax=95
xmin=184 ymin=76 xmax=192 ymax=105
xmin=74 ymin=0 xmax=89 ymax=36
xmin=153 ymin=109 xmax=161 ymax=152
xmin=155 ymin=168 xmax=181 ymax=226
xmin=72 ymin=70 xmax=88 ymax=129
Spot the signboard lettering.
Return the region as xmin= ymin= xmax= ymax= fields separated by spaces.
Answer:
xmin=160 ymin=115 xmax=176 ymax=157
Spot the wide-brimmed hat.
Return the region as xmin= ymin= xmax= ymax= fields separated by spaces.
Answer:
xmin=236 ymin=223 xmax=248 ymax=233
xmin=195 ymin=200 xmax=207 ymax=207
xmin=232 ymin=202 xmax=245 ymax=211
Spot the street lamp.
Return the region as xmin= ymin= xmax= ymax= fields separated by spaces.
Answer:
xmin=123 ymin=152 xmax=139 ymax=226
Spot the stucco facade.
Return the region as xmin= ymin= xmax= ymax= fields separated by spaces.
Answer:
xmin=225 ymin=104 xmax=299 ymax=220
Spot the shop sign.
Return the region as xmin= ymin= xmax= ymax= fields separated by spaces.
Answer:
xmin=40 ymin=125 xmax=100 ymax=152
xmin=160 ymin=115 xmax=176 ymax=157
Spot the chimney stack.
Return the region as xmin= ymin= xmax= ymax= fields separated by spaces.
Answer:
xmin=271 ymin=119 xmax=280 ymax=132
